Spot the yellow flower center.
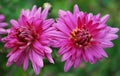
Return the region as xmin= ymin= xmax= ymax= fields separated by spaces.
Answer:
xmin=70 ymin=27 xmax=92 ymax=47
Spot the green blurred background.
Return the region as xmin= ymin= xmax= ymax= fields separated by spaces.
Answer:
xmin=0 ymin=0 xmax=120 ymax=76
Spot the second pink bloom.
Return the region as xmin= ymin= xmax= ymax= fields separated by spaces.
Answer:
xmin=52 ymin=4 xmax=119 ymax=72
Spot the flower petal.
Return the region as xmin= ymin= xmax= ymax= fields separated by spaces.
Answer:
xmin=62 ymin=52 xmax=72 ymax=62
xmin=74 ymin=4 xmax=80 ymax=15
xmin=64 ymin=59 xmax=73 ymax=72
xmin=101 ymin=14 xmax=109 ymax=23
xmin=46 ymin=53 xmax=54 ymax=64
xmin=41 ymin=7 xmax=49 ymax=19
xmin=23 ymin=55 xmax=29 ymax=71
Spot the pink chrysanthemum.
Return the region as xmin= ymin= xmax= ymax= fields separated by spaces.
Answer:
xmin=52 ymin=5 xmax=119 ymax=72
xmin=0 ymin=14 xmax=8 ymax=39
xmin=2 ymin=5 xmax=54 ymax=74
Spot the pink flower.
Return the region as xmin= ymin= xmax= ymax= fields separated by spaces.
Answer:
xmin=2 ymin=5 xmax=54 ymax=75
xmin=52 ymin=4 xmax=119 ymax=72
xmin=0 ymin=14 xmax=8 ymax=39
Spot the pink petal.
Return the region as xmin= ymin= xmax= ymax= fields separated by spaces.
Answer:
xmin=21 ymin=9 xmax=25 ymax=15
xmin=100 ymin=40 xmax=113 ymax=48
xmin=74 ymin=4 xmax=80 ymax=15
xmin=24 ymin=9 xmax=30 ymax=19
xmin=59 ymin=11 xmax=74 ymax=30
xmin=32 ymin=51 xmax=44 ymax=67
xmin=49 ymin=37 xmax=61 ymax=48
xmin=7 ymin=50 xmax=22 ymax=63
xmin=41 ymin=7 xmax=49 ymax=19
xmin=76 ymin=49 xmax=82 ymax=58
xmin=77 ymin=16 xmax=83 ymax=28
xmin=58 ymin=10 xmax=66 ymax=18
xmin=23 ymin=55 xmax=29 ymax=71
xmin=58 ymin=44 xmax=71 ymax=55
xmin=82 ymin=51 xmax=89 ymax=62
xmin=109 ymin=27 xmax=119 ymax=33
xmin=33 ymin=64 xmax=40 ymax=75
xmin=94 ymin=46 xmax=108 ymax=57
xmin=101 ymin=14 xmax=109 ymax=23
xmin=34 ymin=7 xmax=42 ymax=17
xmin=63 ymin=14 xmax=75 ymax=30
xmin=92 ymin=29 xmax=106 ymax=39
xmin=6 ymin=61 xmax=13 ymax=67
xmin=6 ymin=47 xmax=19 ymax=57
xmin=97 ymin=24 xmax=106 ymax=29
xmin=47 ymin=31 xmax=68 ymax=39
xmin=0 ymin=23 xmax=8 ymax=27
xmin=32 ymin=19 xmax=42 ymax=31
xmin=31 ymin=5 xmax=37 ymax=16
xmin=29 ymin=51 xmax=40 ymax=75
xmin=46 ymin=53 xmax=54 ymax=64
xmin=67 ymin=11 xmax=77 ymax=28
xmin=62 ymin=52 xmax=72 ymax=62
xmin=0 ymin=28 xmax=7 ymax=34
xmin=16 ymin=56 xmax=24 ymax=66
xmin=73 ymin=58 xmax=81 ymax=68
xmin=95 ymin=13 xmax=101 ymax=19
xmin=70 ymin=48 xmax=76 ymax=56
xmin=42 ymin=19 xmax=54 ymax=30
xmin=88 ymin=46 xmax=102 ymax=60
xmin=33 ymin=40 xmax=44 ymax=56
xmin=44 ymin=46 xmax=52 ymax=53
xmin=55 ymin=23 xmax=70 ymax=36
xmin=64 ymin=59 xmax=73 ymax=72
xmin=105 ymin=34 xmax=118 ymax=40
xmin=87 ymin=13 xmax=93 ymax=22
xmin=84 ymin=49 xmax=95 ymax=64
xmin=43 ymin=26 xmax=55 ymax=33
xmin=0 ymin=15 xmax=5 ymax=21
xmin=18 ymin=15 xmax=27 ymax=26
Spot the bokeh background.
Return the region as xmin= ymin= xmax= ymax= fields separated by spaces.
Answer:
xmin=0 ymin=0 xmax=120 ymax=76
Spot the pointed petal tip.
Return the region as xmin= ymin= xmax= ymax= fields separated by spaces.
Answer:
xmin=35 ymin=71 xmax=40 ymax=75
xmin=96 ymin=13 xmax=101 ymax=18
xmin=101 ymin=14 xmax=110 ymax=23
xmin=58 ymin=51 xmax=62 ymax=56
xmin=0 ymin=15 xmax=5 ymax=20
xmin=115 ymin=28 xmax=119 ymax=32
xmin=64 ymin=60 xmax=73 ymax=72
xmin=74 ymin=4 xmax=79 ymax=8
xmin=61 ymin=53 xmax=71 ymax=62
xmin=109 ymin=27 xmax=119 ymax=34
xmin=103 ymin=53 xmax=108 ymax=58
xmin=46 ymin=54 xmax=55 ymax=64
xmin=50 ymin=59 xmax=55 ymax=64
xmin=10 ymin=19 xmax=15 ymax=23
xmin=64 ymin=67 xmax=69 ymax=72
xmin=51 ymin=60 xmax=55 ymax=64
xmin=58 ymin=10 xmax=66 ymax=16
xmin=105 ymin=55 xmax=108 ymax=58
xmin=74 ymin=4 xmax=80 ymax=14
xmin=6 ymin=63 xmax=9 ymax=67
xmin=41 ymin=6 xmax=50 ymax=19
xmin=48 ymin=56 xmax=54 ymax=64
xmin=23 ymin=67 xmax=27 ymax=71
xmin=6 ymin=62 xmax=12 ymax=67
xmin=33 ymin=5 xmax=37 ymax=8
xmin=10 ymin=19 xmax=18 ymax=27
xmin=64 ymin=69 xmax=68 ymax=72
xmin=32 ymin=5 xmax=37 ymax=10
xmin=105 ymin=14 xmax=110 ymax=20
